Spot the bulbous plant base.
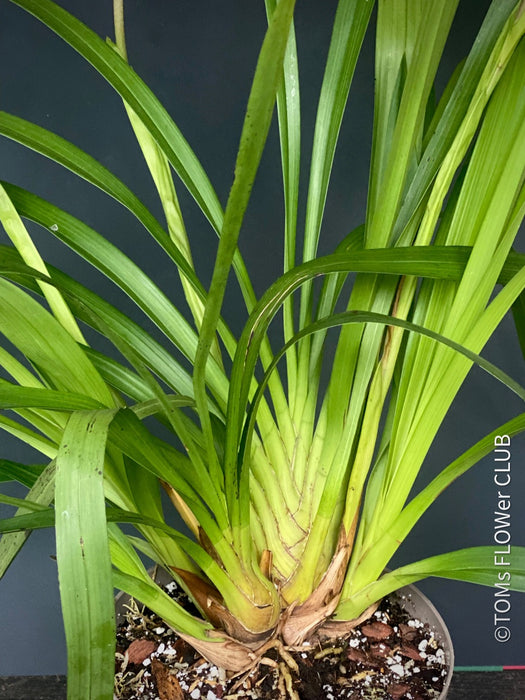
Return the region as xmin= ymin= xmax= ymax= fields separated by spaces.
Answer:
xmin=115 ymin=572 xmax=454 ymax=700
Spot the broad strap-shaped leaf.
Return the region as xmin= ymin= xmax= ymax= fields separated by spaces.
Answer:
xmin=0 ymin=500 xmax=268 ymax=623
xmin=336 ymin=546 xmax=525 ymax=620
xmin=55 ymin=410 xmax=117 ymax=700
xmin=7 ymin=0 xmax=259 ymax=325
xmin=105 ymin=409 xmax=251 ymax=594
xmin=113 ymin=570 xmax=215 ymax=641
xmin=83 ymin=311 xmax=230 ymax=532
xmin=0 ymin=383 xmax=105 ymax=412
xmin=0 ymin=113 xmax=243 ymax=366
xmin=301 ymin=0 xmax=375 ymax=314
xmin=8 ymin=0 xmax=223 ymax=232
xmin=0 ymin=508 xmax=55 ymax=533
xmin=264 ymin=0 xmax=301 ymax=387
xmin=107 ymin=409 xmax=208 ymax=512
xmin=0 ymin=460 xmax=44 ymax=488
xmin=0 ymin=414 xmax=57 ymax=458
xmin=194 ymin=0 xmax=297 ymax=502
xmin=0 ymin=276 xmax=113 ymax=404
xmin=84 ymin=346 xmax=157 ymax=404
xmin=310 ymin=224 xmax=365 ymax=375
xmin=0 ymin=245 xmax=203 ymax=404
xmin=308 ymin=0 xmax=466 ymax=553
xmin=315 ymin=6 xmax=525 ymax=535
xmin=2 ymin=184 xmax=203 ymax=367
xmin=366 ymin=0 xmax=409 ymax=222
xmin=108 ymin=524 xmax=212 ymax=634
xmin=294 ymin=0 xmax=376 ymax=427
xmin=223 ymin=245 xmax=525 ymax=491
xmin=0 ymin=460 xmax=55 ymax=577
xmin=240 ymin=311 xmax=525 ymax=470
xmin=108 ymin=12 xmax=222 ymax=365
xmin=365 ymin=0 xmax=459 ymax=249
xmin=109 ymin=37 xmax=218 ymax=356
xmin=238 ymin=305 xmax=525 ymax=601
xmin=375 ymin=48 xmax=525 ymax=539
xmin=0 ymin=182 xmax=85 ymax=343
xmin=348 ymin=412 xmax=525 ymax=591
xmin=106 ymin=514 xmax=239 ymax=608
xmin=0 ymin=111 xmax=214 ymax=305
xmin=392 ymin=0 xmax=525 ymax=243
xmin=0 ymin=494 xmax=49 ymax=511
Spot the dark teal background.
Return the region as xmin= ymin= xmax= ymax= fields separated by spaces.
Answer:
xmin=0 ymin=0 xmax=524 ymax=674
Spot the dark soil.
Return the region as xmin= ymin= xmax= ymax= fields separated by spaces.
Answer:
xmin=114 ymin=579 xmax=449 ymax=700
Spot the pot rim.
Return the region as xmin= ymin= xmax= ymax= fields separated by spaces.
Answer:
xmin=115 ymin=569 xmax=454 ymax=699
xmin=390 ymin=581 xmax=454 ymax=699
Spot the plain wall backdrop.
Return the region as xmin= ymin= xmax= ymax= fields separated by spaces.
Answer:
xmin=1 ymin=0 xmax=524 ymax=675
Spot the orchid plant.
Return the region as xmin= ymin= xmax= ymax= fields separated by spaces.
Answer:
xmin=1 ymin=0 xmax=525 ymax=698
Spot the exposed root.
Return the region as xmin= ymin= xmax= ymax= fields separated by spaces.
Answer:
xmin=231 ymin=638 xmax=300 ymax=699
xmin=115 ymin=584 xmax=451 ymax=700
xmin=278 ymin=661 xmax=300 ymax=700
xmin=314 ymin=645 xmax=343 ymax=660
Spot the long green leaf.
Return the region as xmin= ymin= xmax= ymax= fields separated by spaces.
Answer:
xmin=0 ymin=111 xmax=198 ymax=280
xmin=240 ymin=311 xmax=525 ymax=472
xmin=366 ymin=0 xmax=459 ymax=248
xmin=0 ymin=245 xmax=208 ymax=407
xmin=2 ymin=184 xmax=208 ymax=372
xmin=336 ymin=546 xmax=525 ymax=620
xmin=315 ymin=4 xmax=525 ymax=528
xmin=0 ymin=460 xmax=44 ymax=488
xmin=105 ymin=409 xmax=250 ymax=590
xmin=301 ymin=0 xmax=375 ymax=306
xmin=8 ymin=0 xmax=223 ymax=231
xmin=377 ymin=50 xmax=525 ymax=541
xmin=239 ymin=306 xmax=525 ymax=600
xmin=108 ymin=523 xmax=211 ymax=628
xmin=113 ymin=570 xmax=215 ymax=641
xmin=0 ymin=276 xmax=112 ymax=404
xmin=0 ymin=509 xmax=55 ymax=533
xmin=0 ymin=383 xmax=105 ymax=412
xmin=0 ymin=493 xmax=49 ymax=511
xmin=55 ymin=410 xmax=117 ymax=700
xmin=294 ymin=0 xmax=376 ymax=429
xmin=264 ymin=0 xmax=301 ymax=389
xmin=194 ymin=0 xmax=297 ymax=516
xmin=224 ymin=246 xmax=525 ymax=483
xmin=349 ymin=412 xmax=525 ymax=592
xmin=0 ymin=460 xmax=55 ymax=577
xmin=81 ymin=308 xmax=230 ymax=531
xmin=392 ymin=0 xmax=524 ymax=243
xmin=0 ymin=182 xmax=85 ymax=343
xmin=0 ymin=414 xmax=57 ymax=457
xmin=6 ymin=0 xmax=262 ymax=325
